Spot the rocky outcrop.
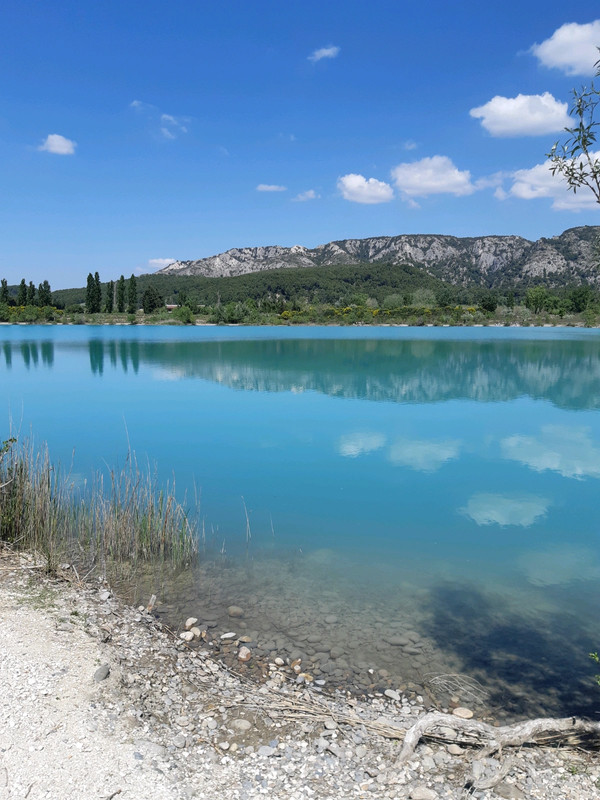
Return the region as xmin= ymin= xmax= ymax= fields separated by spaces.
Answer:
xmin=157 ymin=226 xmax=600 ymax=287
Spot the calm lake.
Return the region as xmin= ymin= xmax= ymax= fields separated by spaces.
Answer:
xmin=2 ymin=324 xmax=600 ymax=719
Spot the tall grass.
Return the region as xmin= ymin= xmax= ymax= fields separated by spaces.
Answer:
xmin=0 ymin=438 xmax=199 ymax=574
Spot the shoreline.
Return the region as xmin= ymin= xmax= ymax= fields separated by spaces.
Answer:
xmin=0 ymin=320 xmax=598 ymax=329
xmin=1 ymin=552 xmax=599 ymax=800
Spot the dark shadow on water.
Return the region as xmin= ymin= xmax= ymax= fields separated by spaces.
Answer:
xmin=424 ymin=583 xmax=600 ymax=719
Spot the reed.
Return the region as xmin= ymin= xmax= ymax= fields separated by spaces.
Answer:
xmin=0 ymin=438 xmax=199 ymax=574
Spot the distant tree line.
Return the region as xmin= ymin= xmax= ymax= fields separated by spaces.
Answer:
xmin=82 ymin=272 xmax=163 ymax=314
xmin=0 ymin=278 xmax=53 ymax=307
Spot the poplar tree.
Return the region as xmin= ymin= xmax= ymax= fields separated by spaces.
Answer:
xmin=94 ymin=272 xmax=102 ymax=312
xmin=127 ymin=274 xmax=137 ymax=314
xmin=0 ymin=279 xmax=8 ymax=305
xmin=37 ymin=280 xmax=52 ymax=307
xmin=105 ymin=280 xmax=115 ymax=313
xmin=86 ymin=273 xmax=95 ymax=312
xmin=116 ymin=275 xmax=126 ymax=313
xmin=86 ymin=272 xmax=102 ymax=312
xmin=17 ymin=279 xmax=26 ymax=306
xmin=27 ymin=281 xmax=36 ymax=305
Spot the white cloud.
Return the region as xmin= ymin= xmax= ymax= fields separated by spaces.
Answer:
xmin=38 ymin=134 xmax=76 ymax=155
xmin=391 ymin=156 xmax=475 ymax=198
xmin=337 ymin=173 xmax=394 ymax=204
xmin=308 ymin=45 xmax=340 ymax=63
xmin=403 ymin=140 xmax=418 ymax=151
xmin=388 ymin=438 xmax=460 ymax=472
xmin=507 ymin=157 xmax=600 ymax=210
xmin=256 ymin=184 xmax=287 ymax=192
xmin=338 ymin=432 xmax=386 ymax=458
xmin=461 ymin=493 xmax=549 ymax=527
xmin=531 ymin=20 xmax=600 ymax=76
xmin=501 ymin=425 xmax=600 ymax=479
xmin=148 ymin=258 xmax=176 ymax=271
xmin=130 ymin=101 xmax=189 ymax=139
xmin=293 ymin=189 xmax=320 ymax=202
xmin=518 ymin=546 xmax=600 ymax=586
xmin=470 ymin=93 xmax=570 ymax=137
xmin=130 ymin=99 xmax=155 ymax=112
xmin=160 ymin=113 xmax=188 ymax=139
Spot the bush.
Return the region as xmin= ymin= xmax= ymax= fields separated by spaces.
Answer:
xmin=173 ymin=306 xmax=194 ymax=324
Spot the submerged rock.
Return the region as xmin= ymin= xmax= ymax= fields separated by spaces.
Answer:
xmin=452 ymin=707 xmax=474 ymax=719
xmin=238 ymin=646 xmax=252 ymax=662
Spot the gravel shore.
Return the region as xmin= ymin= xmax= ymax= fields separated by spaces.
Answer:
xmin=1 ymin=553 xmax=599 ymax=800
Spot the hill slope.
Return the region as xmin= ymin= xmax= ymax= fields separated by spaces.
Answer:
xmin=159 ymin=226 xmax=600 ymax=288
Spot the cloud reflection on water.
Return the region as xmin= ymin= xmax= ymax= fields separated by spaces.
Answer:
xmin=462 ymin=492 xmax=549 ymax=527
xmin=388 ymin=438 xmax=461 ymax=472
xmin=518 ymin=545 xmax=600 ymax=586
xmin=337 ymin=432 xmax=386 ymax=458
xmin=501 ymin=425 xmax=600 ymax=479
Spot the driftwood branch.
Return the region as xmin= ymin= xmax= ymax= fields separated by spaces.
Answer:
xmin=397 ymin=712 xmax=600 ymax=764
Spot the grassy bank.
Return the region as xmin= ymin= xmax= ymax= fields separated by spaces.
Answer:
xmin=2 ymin=302 xmax=600 ymax=327
xmin=0 ymin=438 xmax=198 ymax=575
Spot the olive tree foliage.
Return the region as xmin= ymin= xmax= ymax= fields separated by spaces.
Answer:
xmin=548 ymin=51 xmax=600 ymax=205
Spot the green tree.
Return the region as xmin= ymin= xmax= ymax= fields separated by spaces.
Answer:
xmin=86 ymin=273 xmax=95 ymax=312
xmin=142 ymin=285 xmax=163 ymax=313
xmin=94 ymin=272 xmax=102 ymax=312
xmin=104 ymin=280 xmax=115 ymax=313
xmin=478 ymin=290 xmax=498 ymax=313
xmin=525 ymin=286 xmax=549 ymax=314
xmin=569 ymin=285 xmax=592 ymax=313
xmin=548 ymin=52 xmax=600 ymax=204
xmin=116 ymin=275 xmax=126 ymax=313
xmin=27 ymin=281 xmax=36 ymax=305
xmin=17 ymin=279 xmax=26 ymax=306
xmin=37 ymin=280 xmax=52 ymax=307
xmin=0 ymin=279 xmax=9 ymax=305
xmin=127 ymin=274 xmax=138 ymax=314
xmin=86 ymin=272 xmax=102 ymax=313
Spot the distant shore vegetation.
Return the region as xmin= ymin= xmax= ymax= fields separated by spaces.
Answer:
xmin=2 ymin=265 xmax=600 ymax=327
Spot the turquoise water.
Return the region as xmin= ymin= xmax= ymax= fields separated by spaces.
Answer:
xmin=2 ymin=325 xmax=600 ymax=718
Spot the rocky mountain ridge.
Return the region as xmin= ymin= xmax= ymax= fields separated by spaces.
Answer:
xmin=158 ymin=226 xmax=600 ymax=287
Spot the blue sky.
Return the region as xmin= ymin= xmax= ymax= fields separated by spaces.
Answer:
xmin=1 ymin=1 xmax=600 ymax=288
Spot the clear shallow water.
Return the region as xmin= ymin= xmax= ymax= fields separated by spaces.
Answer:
xmin=2 ymin=325 xmax=600 ymax=718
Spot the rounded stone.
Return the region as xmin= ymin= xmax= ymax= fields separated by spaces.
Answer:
xmin=232 ymin=718 xmax=252 ymax=733
xmin=227 ymin=605 xmax=244 ymax=618
xmin=93 ymin=664 xmax=110 ymax=682
xmin=185 ymin=617 xmax=198 ymax=630
xmin=385 ymin=635 xmax=410 ymax=646
xmin=452 ymin=707 xmax=474 ymax=719
xmin=238 ymin=646 xmax=252 ymax=662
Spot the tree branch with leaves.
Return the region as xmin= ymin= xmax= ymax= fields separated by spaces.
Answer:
xmin=547 ymin=51 xmax=600 ymax=204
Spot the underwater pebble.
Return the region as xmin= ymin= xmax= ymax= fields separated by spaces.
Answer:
xmin=238 ymin=646 xmax=252 ymax=662
xmin=452 ymin=707 xmax=474 ymax=719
